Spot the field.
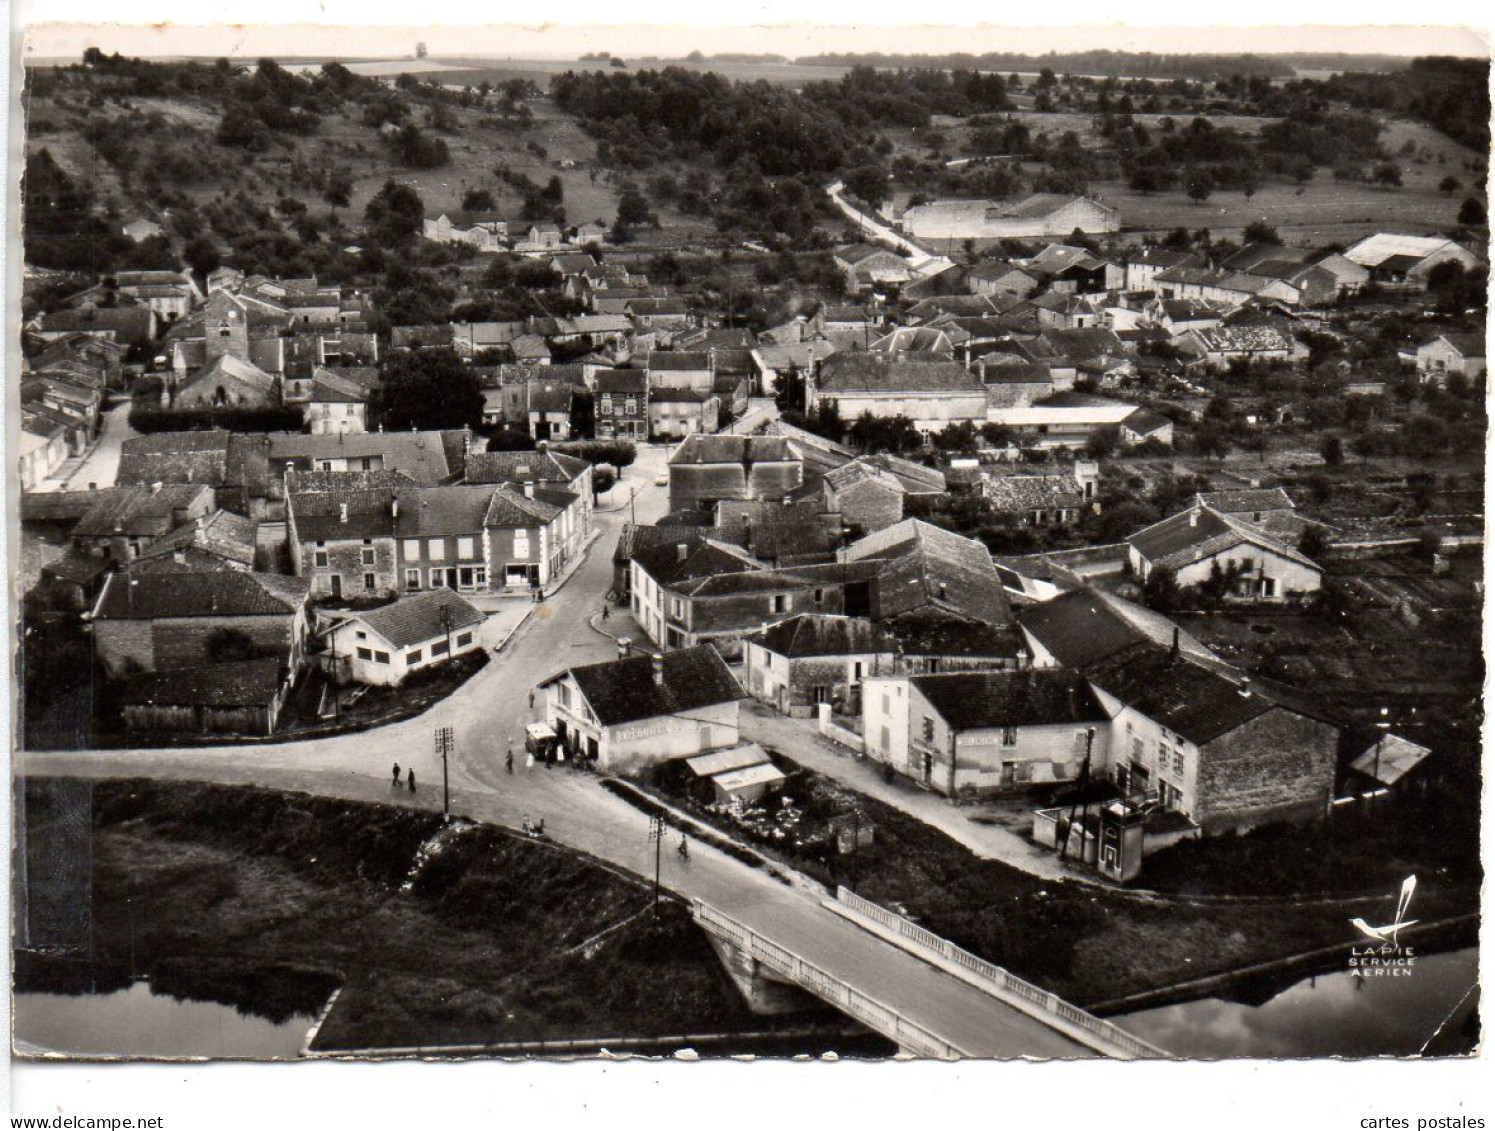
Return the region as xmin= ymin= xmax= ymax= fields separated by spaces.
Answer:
xmin=888 ymin=112 xmax=1479 ymax=247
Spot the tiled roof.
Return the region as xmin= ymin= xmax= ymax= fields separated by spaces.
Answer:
xmin=136 ymin=509 xmax=259 ymax=568
xmin=1193 ymin=488 xmax=1294 ymax=515
xmin=825 ymin=460 xmax=905 ymax=495
xmin=96 ymin=570 xmax=309 ymax=619
xmin=816 ymin=353 xmax=984 ymax=396
xmin=268 ymin=430 xmax=463 ymax=485
xmin=550 ymin=644 xmax=745 ymax=727
xmin=668 ymin=434 xmax=794 ymax=466
xmin=914 ymin=669 xmax=1106 ymax=731
xmin=983 ymin=474 xmax=1085 ymax=512
xmin=465 ymin=449 xmax=588 ymax=486
xmin=120 ymin=657 xmax=287 ymax=708
xmin=483 ymin=484 xmax=567 ymax=528
xmin=348 ymin=588 xmax=485 ymax=650
xmin=395 ymin=485 xmax=496 ymax=537
xmin=1190 ymin=326 xmax=1297 ymax=353
xmin=1127 ymin=506 xmax=1318 ymax=573
xmin=750 ymin=613 xmax=897 ymax=658
xmin=847 ymin=519 xmax=1011 ymax=626
xmin=632 ymin=539 xmax=761 ymax=586
xmin=1083 ymin=643 xmax=1279 ymax=746
xmin=74 ymin=484 xmax=213 ymax=539
xmin=887 ymin=617 xmax=1025 ymax=658
xmin=647 ymin=351 xmax=712 ymax=371
xmin=1017 ymin=587 xmax=1217 ymax=670
xmin=595 ymin=370 xmax=649 ymax=394
xmin=613 ymin=524 xmax=708 ymax=564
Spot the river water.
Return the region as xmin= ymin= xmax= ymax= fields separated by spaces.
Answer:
xmin=13 ymin=982 xmax=317 ymax=1060
xmin=1115 ymin=948 xmax=1478 ymax=1059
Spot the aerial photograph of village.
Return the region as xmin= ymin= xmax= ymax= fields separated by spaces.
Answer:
xmin=5 ymin=17 xmax=1487 ymax=1082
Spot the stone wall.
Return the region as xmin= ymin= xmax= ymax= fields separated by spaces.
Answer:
xmin=1195 ymin=707 xmax=1337 ymax=833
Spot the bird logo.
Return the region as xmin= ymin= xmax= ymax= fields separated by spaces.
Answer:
xmin=1350 ymin=875 xmax=1418 ymax=946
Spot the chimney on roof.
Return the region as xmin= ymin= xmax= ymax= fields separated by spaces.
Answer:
xmin=523 ymin=482 xmax=534 ymax=498
xmin=676 ymin=543 xmax=689 ymax=562
xmin=173 ymin=550 xmax=186 ymax=565
xmin=339 ymin=502 xmax=349 ymax=524
xmin=151 ymin=481 xmax=163 ymax=494
xmin=1189 ymin=509 xmax=1199 ymax=527
xmin=651 ymin=653 xmax=665 ymax=685
xmin=391 ymin=490 xmax=400 ymax=519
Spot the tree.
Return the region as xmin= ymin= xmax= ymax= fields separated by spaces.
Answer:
xmin=1185 ymin=169 xmax=1216 ymax=204
xmin=592 ymin=466 xmax=618 ymax=496
xmin=1372 ymin=162 xmax=1403 ymax=189
xmin=363 ymin=180 xmax=425 ymax=247
xmin=1439 ymin=175 xmax=1462 ymax=195
xmin=1298 ymin=526 xmax=1328 ymax=560
xmin=323 ymin=171 xmax=353 ymax=209
xmin=183 ymin=235 xmax=221 ymax=278
xmin=616 ymin=189 xmax=651 ymax=229
xmin=843 ymin=164 xmax=888 ymax=208
xmin=1457 ymin=197 xmax=1487 ymax=226
xmin=1141 ymin=565 xmax=1182 ymax=613
xmin=463 ymin=187 xmax=496 ymax=211
xmin=370 ymin=349 xmax=483 ymax=431
xmin=1242 ymin=220 xmax=1279 ymax=246
xmin=216 ymin=106 xmax=271 ymax=151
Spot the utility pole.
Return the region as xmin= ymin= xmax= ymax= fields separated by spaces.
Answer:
xmin=648 ymin=815 xmax=665 ymax=914
xmin=434 ymin=725 xmax=454 ymax=820
xmin=1062 ymin=727 xmax=1095 ymax=863
xmin=629 ymin=485 xmax=637 ymax=527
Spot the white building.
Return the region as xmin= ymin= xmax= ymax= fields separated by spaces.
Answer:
xmin=536 ymin=645 xmax=745 ymax=772
xmin=321 ymin=588 xmax=486 ymax=686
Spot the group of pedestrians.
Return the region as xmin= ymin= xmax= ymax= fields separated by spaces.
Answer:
xmin=391 ymin=762 xmax=415 ymax=792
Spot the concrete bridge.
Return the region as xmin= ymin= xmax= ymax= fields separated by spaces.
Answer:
xmin=694 ymin=890 xmax=1167 ymax=1060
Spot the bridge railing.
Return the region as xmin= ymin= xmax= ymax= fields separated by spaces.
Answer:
xmin=692 ymin=899 xmax=968 ymax=1060
xmin=834 ymin=887 xmax=1167 ymax=1060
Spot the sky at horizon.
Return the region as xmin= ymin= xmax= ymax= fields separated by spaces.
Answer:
xmin=21 ymin=21 xmax=1490 ymax=63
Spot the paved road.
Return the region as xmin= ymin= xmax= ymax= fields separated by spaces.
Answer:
xmin=15 ymin=443 xmax=1093 ymax=1058
xmin=38 ymin=401 xmax=135 ymax=493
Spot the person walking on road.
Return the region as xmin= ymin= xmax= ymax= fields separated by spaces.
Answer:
xmin=601 ymin=602 xmax=610 ymax=622
xmin=677 ymin=835 xmax=690 ymax=862
xmin=392 ymin=762 xmax=401 ymax=787
xmin=506 ymin=748 xmax=514 ymax=774
xmin=407 ymin=768 xmax=416 ymax=793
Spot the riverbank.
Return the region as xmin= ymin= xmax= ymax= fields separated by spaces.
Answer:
xmin=13 ymin=778 xmax=847 ymax=1056
xmin=623 ymin=756 xmax=1482 ymax=1009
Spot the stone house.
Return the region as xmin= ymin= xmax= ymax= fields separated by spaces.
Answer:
xmin=649 ymin=389 xmax=719 ymax=439
xmin=833 ymin=244 xmax=912 ymax=292
xmin=90 ymin=570 xmax=310 ymax=677
xmin=1085 ymin=642 xmax=1339 ymax=833
xmin=595 ymin=369 xmax=649 ymax=439
xmin=120 ymin=657 xmax=292 ymax=737
xmin=666 ymin=435 xmax=802 ymax=514
xmin=809 ymin=352 xmax=988 ymax=432
xmin=1126 ymin=505 xmax=1322 ymax=601
xmin=821 ymin=460 xmax=905 ymax=535
xmin=743 ymin=614 xmax=899 ymax=717
xmin=71 ymin=483 xmax=217 ymax=564
xmin=863 ymin=669 xmax=1110 ymax=797
xmin=1416 ymin=333 xmax=1486 ymax=386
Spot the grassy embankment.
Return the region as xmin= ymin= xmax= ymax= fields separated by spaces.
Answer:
xmin=627 ymin=757 xmax=1481 ymax=1008
xmin=15 ymin=777 xmax=843 ymax=1053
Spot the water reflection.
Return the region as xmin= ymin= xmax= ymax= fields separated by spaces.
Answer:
xmin=1117 ymin=948 xmax=1478 ymax=1059
xmin=14 ymin=982 xmax=315 ymax=1060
